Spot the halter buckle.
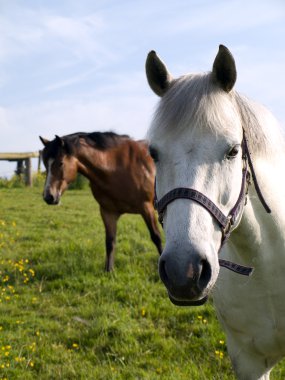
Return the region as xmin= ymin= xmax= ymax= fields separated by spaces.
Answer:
xmin=222 ymin=216 xmax=233 ymax=239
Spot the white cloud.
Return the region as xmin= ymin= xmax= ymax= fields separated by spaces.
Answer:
xmin=44 ymin=14 xmax=105 ymax=40
xmin=42 ymin=68 xmax=98 ymax=92
xmin=1 ymin=71 xmax=156 ymax=153
xmin=42 ymin=14 xmax=111 ymax=61
xmin=0 ymin=5 xmax=113 ymax=66
xmin=0 ymin=9 xmax=44 ymax=61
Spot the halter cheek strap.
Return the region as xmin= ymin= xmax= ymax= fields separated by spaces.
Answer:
xmin=154 ymin=131 xmax=271 ymax=278
xmin=154 ymin=166 xmax=252 ymax=276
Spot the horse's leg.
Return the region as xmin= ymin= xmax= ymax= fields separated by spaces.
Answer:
xmin=100 ymin=207 xmax=119 ymax=272
xmin=231 ymin=353 xmax=272 ymax=380
xmin=226 ymin=336 xmax=273 ymax=380
xmin=141 ymin=202 xmax=163 ymax=255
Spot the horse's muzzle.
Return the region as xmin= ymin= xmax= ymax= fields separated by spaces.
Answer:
xmin=158 ymin=248 xmax=213 ymax=305
xmin=43 ymin=193 xmax=60 ymax=205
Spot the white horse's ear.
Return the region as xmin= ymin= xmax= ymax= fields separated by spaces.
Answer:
xmin=212 ymin=45 xmax=237 ymax=92
xmin=145 ymin=51 xmax=173 ymax=97
xmin=39 ymin=136 xmax=50 ymax=146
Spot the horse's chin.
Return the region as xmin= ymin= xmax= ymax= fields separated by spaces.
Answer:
xmin=167 ymin=291 xmax=208 ymax=307
xmin=159 ymin=266 xmax=212 ymax=307
xmin=51 ymin=200 xmax=61 ymax=206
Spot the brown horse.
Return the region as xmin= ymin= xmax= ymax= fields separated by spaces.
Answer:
xmin=39 ymin=131 xmax=162 ymax=271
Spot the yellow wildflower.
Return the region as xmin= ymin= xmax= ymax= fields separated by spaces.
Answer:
xmin=29 ymin=342 xmax=36 ymax=352
xmin=29 ymin=269 xmax=35 ymax=276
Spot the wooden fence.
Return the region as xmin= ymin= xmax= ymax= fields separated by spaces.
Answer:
xmin=0 ymin=152 xmax=41 ymax=186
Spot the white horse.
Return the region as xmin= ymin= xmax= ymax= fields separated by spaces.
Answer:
xmin=145 ymin=44 xmax=285 ymax=379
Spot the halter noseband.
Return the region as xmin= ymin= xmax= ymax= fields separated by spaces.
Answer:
xmin=154 ymin=130 xmax=271 ymax=277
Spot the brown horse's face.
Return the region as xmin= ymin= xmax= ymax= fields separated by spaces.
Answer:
xmin=40 ymin=136 xmax=78 ymax=205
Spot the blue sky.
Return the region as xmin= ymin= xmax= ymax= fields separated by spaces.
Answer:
xmin=0 ymin=0 xmax=285 ymax=176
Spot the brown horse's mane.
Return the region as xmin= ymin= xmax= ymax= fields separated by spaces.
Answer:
xmin=44 ymin=131 xmax=131 ymax=159
xmin=64 ymin=131 xmax=130 ymax=151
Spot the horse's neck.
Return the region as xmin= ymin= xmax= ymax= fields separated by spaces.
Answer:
xmin=75 ymin=144 xmax=118 ymax=182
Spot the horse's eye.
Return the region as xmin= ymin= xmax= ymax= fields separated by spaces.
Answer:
xmin=226 ymin=145 xmax=240 ymax=160
xmin=149 ymin=146 xmax=159 ymax=162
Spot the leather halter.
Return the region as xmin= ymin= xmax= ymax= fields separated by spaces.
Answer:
xmin=154 ymin=130 xmax=271 ymax=277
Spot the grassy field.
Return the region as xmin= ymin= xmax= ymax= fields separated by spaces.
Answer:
xmin=0 ymin=187 xmax=284 ymax=379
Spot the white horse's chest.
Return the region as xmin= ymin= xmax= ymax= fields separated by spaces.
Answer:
xmin=213 ymin=243 xmax=285 ymax=359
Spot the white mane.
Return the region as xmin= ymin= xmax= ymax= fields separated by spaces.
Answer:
xmin=148 ymin=72 xmax=285 ymax=159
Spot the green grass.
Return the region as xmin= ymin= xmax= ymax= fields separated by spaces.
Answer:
xmin=0 ymin=188 xmax=284 ymax=379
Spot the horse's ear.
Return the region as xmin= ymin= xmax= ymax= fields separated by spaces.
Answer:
xmin=212 ymin=45 xmax=237 ymax=92
xmin=145 ymin=51 xmax=173 ymax=97
xmin=39 ymin=136 xmax=49 ymax=146
xmin=55 ymin=135 xmax=64 ymax=147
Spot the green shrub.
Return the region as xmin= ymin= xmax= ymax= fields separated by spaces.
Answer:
xmin=0 ymin=174 xmax=25 ymax=189
xmin=0 ymin=172 xmax=88 ymax=190
xmin=68 ymin=174 xmax=89 ymax=190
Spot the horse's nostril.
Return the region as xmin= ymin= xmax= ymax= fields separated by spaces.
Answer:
xmin=44 ymin=194 xmax=55 ymax=205
xmin=198 ymin=259 xmax=212 ymax=290
xmin=159 ymin=258 xmax=169 ymax=286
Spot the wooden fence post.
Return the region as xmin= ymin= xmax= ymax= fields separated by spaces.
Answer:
xmin=25 ymin=158 xmax=32 ymax=187
xmin=38 ymin=151 xmax=42 ymax=173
